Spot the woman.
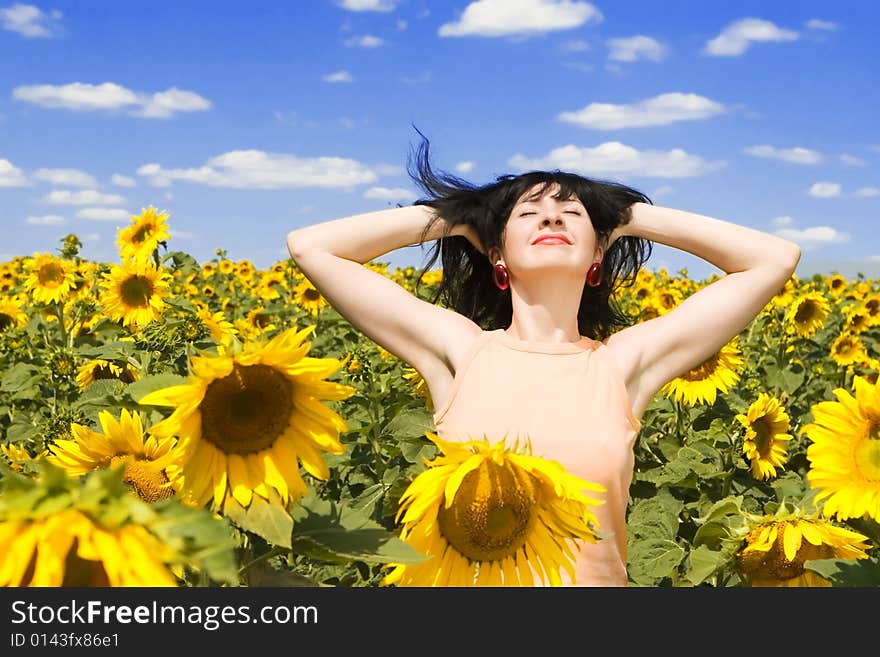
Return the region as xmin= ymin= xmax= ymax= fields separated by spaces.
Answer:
xmin=285 ymin=130 xmax=801 ymax=586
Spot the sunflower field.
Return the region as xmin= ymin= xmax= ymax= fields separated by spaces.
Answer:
xmin=1 ymin=206 xmax=879 ymax=587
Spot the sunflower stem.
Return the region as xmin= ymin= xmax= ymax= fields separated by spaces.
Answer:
xmin=237 ymin=546 xmax=288 ymax=577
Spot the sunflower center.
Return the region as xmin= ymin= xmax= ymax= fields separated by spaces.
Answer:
xmin=120 ymin=275 xmax=155 ymax=308
xmin=795 ymin=301 xmax=817 ymax=323
xmin=110 ymin=455 xmax=174 ymax=503
xmin=855 ymin=425 xmax=880 ymax=480
xmin=752 ymin=416 xmax=774 ymax=457
xmin=304 ymin=289 xmax=320 ymax=301
xmin=132 ymin=224 xmax=153 ymax=244
xmin=681 ymin=354 xmax=719 ymax=382
xmin=739 ymin=524 xmax=834 ymax=582
xmin=200 ymin=364 xmax=293 ymax=455
xmin=92 ymin=363 xmax=136 ymax=384
xmin=38 ymin=263 xmax=65 ymax=287
xmin=0 ymin=313 xmax=13 ymax=330
xmin=437 ymin=457 xmax=538 ymax=562
xmin=62 ymin=538 xmax=111 ymax=586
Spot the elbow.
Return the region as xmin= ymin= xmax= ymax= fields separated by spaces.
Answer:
xmin=286 ymin=230 xmax=309 ymax=262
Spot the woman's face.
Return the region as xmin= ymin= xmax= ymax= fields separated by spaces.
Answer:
xmin=493 ymin=182 xmax=598 ymax=277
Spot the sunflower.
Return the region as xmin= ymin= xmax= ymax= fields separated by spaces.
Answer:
xmin=785 ymin=291 xmax=831 ymax=339
xmin=194 ymin=304 xmax=237 ymax=345
xmin=830 ymin=331 xmax=867 ymax=368
xmin=138 ymin=325 xmax=356 ymax=511
xmin=382 ymin=432 xmax=605 ymax=587
xmin=0 ymin=508 xmax=181 ymax=586
xmin=403 ymin=366 xmax=433 ymax=410
xmin=843 ymin=307 xmax=871 ymax=334
xmin=660 ymin=339 xmax=744 ymax=406
xmin=736 ymin=508 xmax=871 ymax=587
xmin=22 ymin=252 xmax=77 ymax=305
xmin=1 ymin=442 xmax=47 ymax=471
xmin=735 ymin=393 xmax=793 ymax=480
xmin=800 ymin=375 xmax=880 ymax=522
xmin=772 ymin=274 xmax=799 ymax=309
xmin=862 ymin=294 xmax=880 ymax=326
xmin=47 ymin=409 xmax=181 ymax=504
xmin=99 ymin=258 xmax=172 ymax=328
xmin=0 ymin=294 xmax=28 ymax=331
xmin=825 ymin=273 xmax=848 ymax=298
xmin=292 ymin=277 xmax=328 ymax=316
xmin=76 ymin=358 xmax=140 ymax=391
xmin=116 ymin=206 xmax=171 ymax=262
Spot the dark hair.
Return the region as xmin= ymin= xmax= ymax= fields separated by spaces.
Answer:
xmin=406 ymin=126 xmax=653 ymax=341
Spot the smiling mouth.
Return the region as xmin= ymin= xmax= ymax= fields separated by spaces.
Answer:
xmin=533 ymin=238 xmax=570 ymax=245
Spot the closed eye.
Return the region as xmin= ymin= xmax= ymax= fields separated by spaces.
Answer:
xmin=519 ymin=211 xmax=582 ymax=216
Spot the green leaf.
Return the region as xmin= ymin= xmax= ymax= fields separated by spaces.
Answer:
xmin=127 ymin=373 xmax=190 ymax=403
xmin=384 ymin=408 xmax=434 ymax=440
xmin=804 ymin=557 xmax=880 ymax=586
xmin=627 ymin=491 xmax=683 ymax=540
xmin=72 ymin=379 xmax=127 ymax=411
xmin=683 ymin=544 xmax=729 ymax=585
xmin=290 ymin=496 xmax=427 ymax=566
xmin=0 ymin=363 xmax=41 ymax=392
xmin=223 ymin=495 xmax=294 ymax=549
xmin=627 ymin=537 xmax=685 ymax=584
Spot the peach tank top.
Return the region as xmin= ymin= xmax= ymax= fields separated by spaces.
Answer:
xmin=432 ymin=328 xmax=642 ymax=587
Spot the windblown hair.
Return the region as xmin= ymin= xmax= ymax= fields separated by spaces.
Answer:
xmin=406 ymin=126 xmax=653 ymax=341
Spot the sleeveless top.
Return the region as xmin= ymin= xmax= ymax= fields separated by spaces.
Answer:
xmin=432 ymin=328 xmax=642 ymax=587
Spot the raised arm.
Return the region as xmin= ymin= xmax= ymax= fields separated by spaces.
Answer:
xmin=286 ymin=205 xmax=480 ymax=375
xmin=607 ymin=202 xmax=801 ymax=416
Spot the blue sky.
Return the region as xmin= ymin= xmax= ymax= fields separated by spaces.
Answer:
xmin=1 ymin=0 xmax=878 ymax=281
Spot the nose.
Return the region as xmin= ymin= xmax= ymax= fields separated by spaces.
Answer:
xmin=541 ymin=213 xmax=565 ymax=226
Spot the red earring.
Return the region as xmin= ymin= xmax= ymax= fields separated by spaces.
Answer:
xmin=493 ymin=263 xmax=509 ymax=290
xmin=586 ymin=261 xmax=603 ymax=287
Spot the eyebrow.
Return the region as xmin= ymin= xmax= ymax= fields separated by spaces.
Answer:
xmin=517 ymin=199 xmax=583 ymax=208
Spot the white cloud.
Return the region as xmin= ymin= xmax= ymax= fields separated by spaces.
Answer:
xmin=742 ymin=145 xmax=822 ymax=164
xmin=649 ymin=185 xmax=674 ymax=199
xmin=12 ymin=82 xmax=211 ymax=119
xmin=560 ymin=39 xmax=590 ymax=52
xmin=339 ymin=117 xmax=356 ymax=129
xmin=855 ymin=187 xmax=880 ymax=197
xmin=26 ymin=214 xmax=66 ymax=225
xmin=169 ymin=229 xmax=194 ymax=239
xmin=557 ymin=92 xmax=726 ymax=130
xmin=323 ymin=70 xmax=354 ymax=83
xmin=41 ymin=189 xmax=126 ymax=206
xmin=455 ymin=161 xmax=476 ymax=173
xmin=343 ymin=34 xmax=384 ymax=47
xmin=363 ymin=187 xmax=417 ymax=201
xmin=775 ymin=225 xmax=849 ymax=250
xmin=32 ymin=168 xmax=99 ymax=187
xmin=839 ymin=154 xmax=866 ymax=167
xmin=137 ymin=150 xmax=380 ymax=190
xmin=805 ymin=19 xmax=839 ymax=31
xmin=396 ymin=19 xmax=407 ymax=30
xmin=808 ymin=182 xmax=841 ymax=198
xmin=704 ymin=18 xmax=798 ymax=56
xmin=561 ymin=61 xmax=593 ymax=73
xmin=75 ymin=208 xmax=130 ymax=221
xmin=607 ymin=36 xmax=667 ymax=62
xmin=400 ymin=71 xmax=432 ymax=84
xmin=111 ymin=174 xmax=136 ymax=187
xmin=336 ymin=0 xmax=398 ymax=11
xmin=438 ymin=0 xmax=601 ymax=38
xmin=1 ymin=3 xmax=61 ymax=38
xmin=771 ymin=215 xmax=795 ymax=226
xmin=508 ymin=141 xmax=725 ymax=179
xmin=0 ymin=158 xmax=30 ymax=187
xmin=133 ymin=87 xmax=212 ymax=119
